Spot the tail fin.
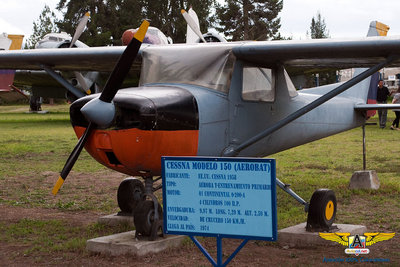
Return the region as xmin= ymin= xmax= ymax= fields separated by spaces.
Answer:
xmin=0 ymin=33 xmax=23 ymax=91
xmin=342 ymin=21 xmax=389 ymax=113
xmin=0 ymin=33 xmax=26 ymax=102
xmin=365 ymin=21 xmax=389 ymax=117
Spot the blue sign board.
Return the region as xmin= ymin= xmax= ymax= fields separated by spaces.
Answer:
xmin=162 ymin=157 xmax=277 ymax=241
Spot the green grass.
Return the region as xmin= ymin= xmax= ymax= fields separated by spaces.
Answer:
xmin=0 ymin=104 xmax=106 ymax=178
xmin=0 ymin=219 xmax=132 ymax=255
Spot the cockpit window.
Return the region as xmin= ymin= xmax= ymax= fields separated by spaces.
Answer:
xmin=242 ymin=67 xmax=275 ymax=102
xmin=140 ymin=44 xmax=235 ymax=93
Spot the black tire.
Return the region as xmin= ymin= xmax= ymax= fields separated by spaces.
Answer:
xmin=117 ymin=177 xmax=144 ymax=214
xmin=308 ymin=189 xmax=337 ymax=229
xmin=134 ymin=200 xmax=163 ymax=237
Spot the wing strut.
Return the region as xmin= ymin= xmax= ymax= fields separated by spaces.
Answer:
xmin=40 ymin=64 xmax=86 ymax=99
xmin=223 ymin=55 xmax=399 ymax=157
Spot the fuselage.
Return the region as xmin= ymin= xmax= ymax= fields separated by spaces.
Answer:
xmin=70 ymin=44 xmax=369 ymax=176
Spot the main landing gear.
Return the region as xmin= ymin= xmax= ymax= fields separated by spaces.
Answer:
xmin=117 ymin=176 xmax=164 ymax=241
xmin=276 ymin=178 xmax=337 ymax=232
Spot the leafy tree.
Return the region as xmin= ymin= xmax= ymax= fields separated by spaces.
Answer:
xmin=306 ymin=12 xmax=336 ymax=87
xmin=26 ymin=5 xmax=59 ymax=48
xmin=56 ymin=0 xmax=216 ymax=46
xmin=215 ymin=0 xmax=283 ymax=41
xmin=308 ymin=11 xmax=329 ymax=39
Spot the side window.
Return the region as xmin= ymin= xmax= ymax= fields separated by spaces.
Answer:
xmin=242 ymin=67 xmax=275 ymax=102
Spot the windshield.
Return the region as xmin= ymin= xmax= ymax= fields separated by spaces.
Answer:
xmin=140 ymin=44 xmax=235 ymax=93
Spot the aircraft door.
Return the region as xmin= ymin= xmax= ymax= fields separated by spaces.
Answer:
xmin=228 ymin=61 xmax=276 ymax=156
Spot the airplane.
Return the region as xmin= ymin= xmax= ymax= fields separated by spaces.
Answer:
xmin=1 ymin=17 xmax=400 ymax=240
xmin=13 ymin=12 xmax=180 ymax=112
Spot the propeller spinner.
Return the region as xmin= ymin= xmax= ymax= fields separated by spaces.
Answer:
xmin=52 ymin=20 xmax=150 ymax=195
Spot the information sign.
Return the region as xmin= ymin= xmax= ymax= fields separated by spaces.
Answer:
xmin=162 ymin=157 xmax=277 ymax=241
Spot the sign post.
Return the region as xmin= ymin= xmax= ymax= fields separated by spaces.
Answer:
xmin=162 ymin=157 xmax=277 ymax=266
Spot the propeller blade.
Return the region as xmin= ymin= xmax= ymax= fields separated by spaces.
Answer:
xmin=181 ymin=9 xmax=206 ymax=43
xmin=69 ymin=12 xmax=90 ymax=48
xmin=74 ymin=71 xmax=91 ymax=94
xmin=81 ymin=20 xmax=149 ymax=128
xmin=99 ymin=20 xmax=150 ymax=103
xmin=52 ymin=123 xmax=94 ymax=195
xmin=53 ymin=20 xmax=150 ymax=195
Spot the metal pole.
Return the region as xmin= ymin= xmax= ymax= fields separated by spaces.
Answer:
xmin=363 ymin=124 xmax=366 ymax=170
xmin=217 ymin=236 xmax=222 ymax=266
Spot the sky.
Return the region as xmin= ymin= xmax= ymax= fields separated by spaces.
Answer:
xmin=2 ymin=0 xmax=400 ymax=41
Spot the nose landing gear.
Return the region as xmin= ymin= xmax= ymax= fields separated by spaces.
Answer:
xmin=117 ymin=175 xmax=164 ymax=241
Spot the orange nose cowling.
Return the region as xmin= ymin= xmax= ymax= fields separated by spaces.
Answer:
xmin=74 ymin=126 xmax=199 ymax=176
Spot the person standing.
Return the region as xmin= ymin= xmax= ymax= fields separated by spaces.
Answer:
xmin=391 ymin=87 xmax=400 ymax=130
xmin=376 ymin=79 xmax=391 ymax=128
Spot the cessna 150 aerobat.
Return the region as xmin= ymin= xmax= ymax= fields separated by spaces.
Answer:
xmin=1 ymin=17 xmax=400 ymax=239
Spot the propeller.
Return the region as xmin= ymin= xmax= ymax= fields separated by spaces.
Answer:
xmin=74 ymin=71 xmax=91 ymax=95
xmin=69 ymin=12 xmax=90 ymax=48
xmin=68 ymin=12 xmax=93 ymax=95
xmin=181 ymin=9 xmax=206 ymax=43
xmin=52 ymin=20 xmax=150 ymax=196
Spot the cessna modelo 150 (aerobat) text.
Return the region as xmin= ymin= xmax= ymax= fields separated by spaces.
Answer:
xmin=1 ymin=18 xmax=400 ymax=239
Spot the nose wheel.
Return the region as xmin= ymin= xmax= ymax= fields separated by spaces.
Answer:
xmin=306 ymin=189 xmax=337 ymax=232
xmin=117 ymin=175 xmax=164 ymax=241
xmin=117 ymin=177 xmax=145 ymax=215
xmin=133 ymin=199 xmax=164 ymax=241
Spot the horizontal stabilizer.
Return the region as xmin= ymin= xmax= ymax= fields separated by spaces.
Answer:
xmin=354 ymin=104 xmax=400 ymax=110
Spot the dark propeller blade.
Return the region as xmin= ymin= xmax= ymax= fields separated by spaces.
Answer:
xmin=80 ymin=20 xmax=150 ymax=128
xmin=52 ymin=20 xmax=150 ymax=195
xmin=52 ymin=123 xmax=94 ymax=195
xmin=100 ymin=20 xmax=149 ymax=103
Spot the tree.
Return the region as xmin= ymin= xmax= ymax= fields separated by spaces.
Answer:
xmin=26 ymin=5 xmax=59 ymax=48
xmin=215 ymin=0 xmax=283 ymax=41
xmin=308 ymin=11 xmax=329 ymax=39
xmin=306 ymin=12 xmax=336 ymax=86
xmin=56 ymin=0 xmax=216 ymax=46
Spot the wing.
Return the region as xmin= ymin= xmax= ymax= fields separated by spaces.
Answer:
xmin=319 ymin=233 xmax=350 ymax=246
xmin=0 ymin=45 xmax=147 ymax=72
xmin=2 ymin=36 xmax=400 ymax=73
xmin=364 ymin=232 xmax=395 ymax=246
xmin=232 ymin=36 xmax=400 ymax=69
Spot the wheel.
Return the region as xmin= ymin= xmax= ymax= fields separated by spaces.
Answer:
xmin=133 ymin=200 xmax=163 ymax=238
xmin=307 ymin=189 xmax=337 ymax=230
xmin=117 ymin=177 xmax=144 ymax=214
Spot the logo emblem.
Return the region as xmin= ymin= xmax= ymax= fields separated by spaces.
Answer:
xmin=319 ymin=232 xmax=395 ymax=256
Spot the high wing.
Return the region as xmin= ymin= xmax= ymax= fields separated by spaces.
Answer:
xmin=0 ymin=36 xmax=400 ymax=71
xmin=1 ymin=37 xmax=400 ymax=73
xmin=233 ymin=36 xmax=400 ymax=69
xmin=0 ymin=45 xmax=146 ymax=72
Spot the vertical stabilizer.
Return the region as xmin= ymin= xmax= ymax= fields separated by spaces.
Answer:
xmin=367 ymin=21 xmax=389 ymax=37
xmin=0 ymin=33 xmax=23 ymax=91
xmin=365 ymin=21 xmax=389 ymax=117
xmin=343 ymin=22 xmax=389 ymax=104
